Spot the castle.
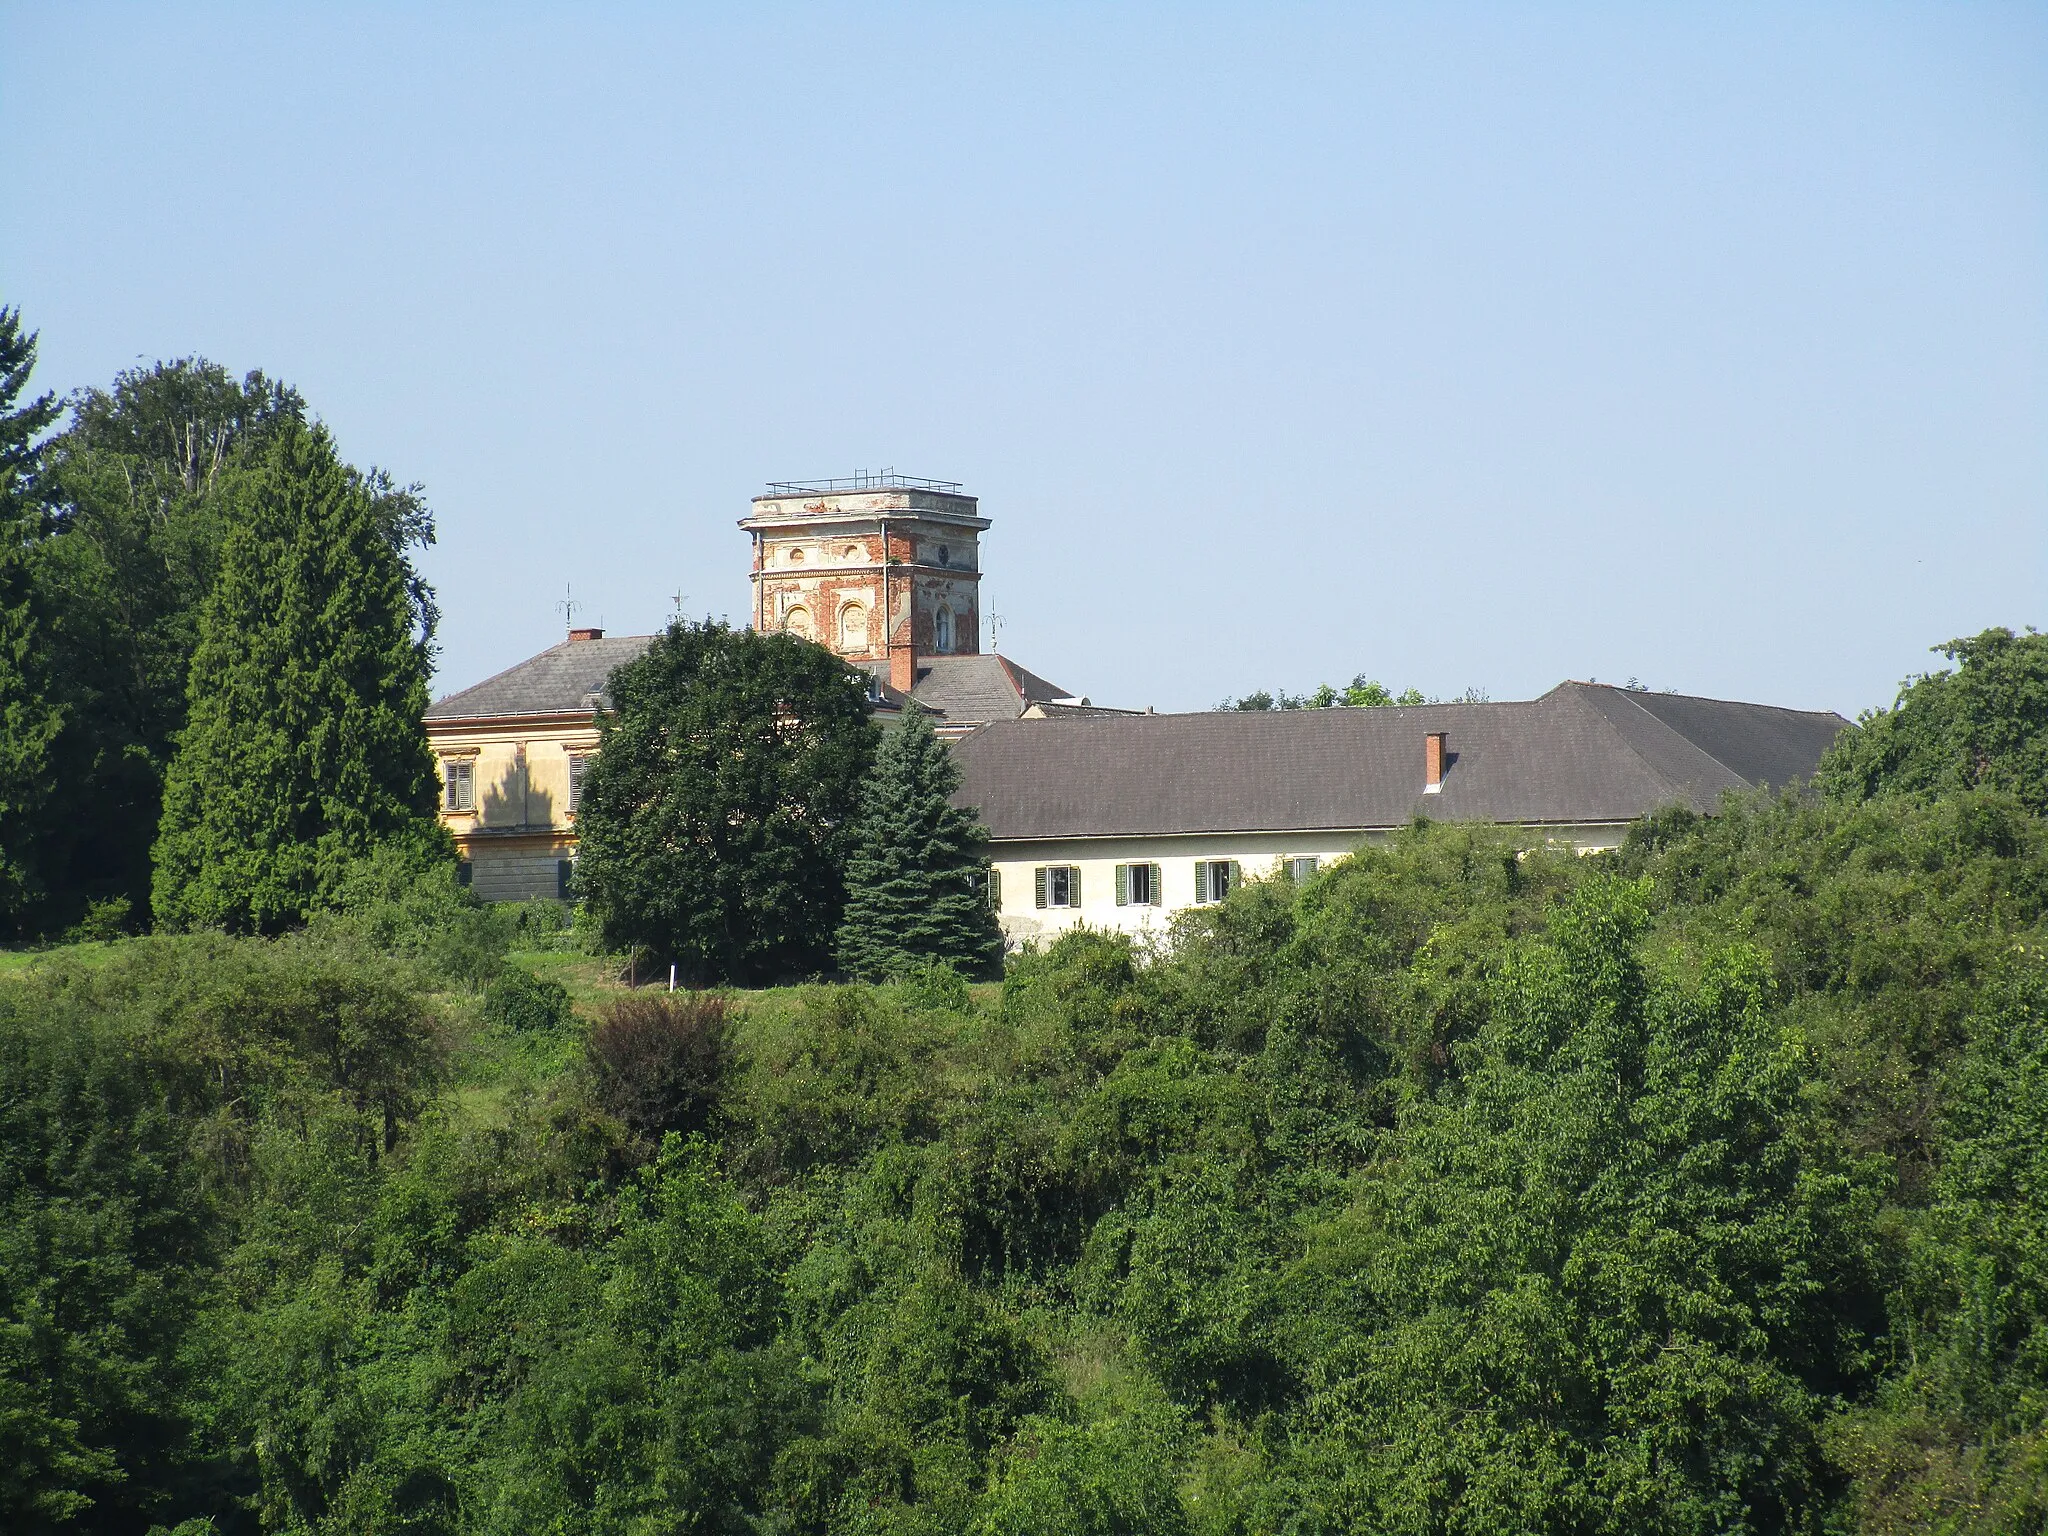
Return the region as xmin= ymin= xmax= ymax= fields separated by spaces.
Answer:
xmin=424 ymin=477 xmax=1850 ymax=938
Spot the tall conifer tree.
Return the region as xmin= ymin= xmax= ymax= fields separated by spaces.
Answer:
xmin=0 ymin=307 xmax=62 ymax=933
xmin=151 ymin=418 xmax=441 ymax=932
xmin=835 ymin=709 xmax=1005 ymax=980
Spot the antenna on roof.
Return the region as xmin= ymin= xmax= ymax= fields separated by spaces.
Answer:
xmin=670 ymin=589 xmax=688 ymax=616
xmin=987 ymin=611 xmax=1004 ymax=650
xmin=555 ymin=584 xmax=580 ymax=633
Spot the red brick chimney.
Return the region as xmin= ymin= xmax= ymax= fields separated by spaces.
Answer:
xmin=1424 ymin=731 xmax=1447 ymax=793
xmin=889 ymin=627 xmax=918 ymax=696
xmin=568 ymin=627 xmax=604 ymax=643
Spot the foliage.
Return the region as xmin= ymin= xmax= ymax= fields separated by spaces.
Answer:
xmin=587 ymin=992 xmax=732 ymax=1141
xmin=25 ymin=359 xmax=309 ymax=934
xmin=4 ymin=633 xmax=2047 ymax=1533
xmin=1222 ymin=672 xmax=1428 ymax=711
xmin=836 ymin=710 xmax=1005 ymax=981
xmin=151 ymin=417 xmax=442 ymax=933
xmin=482 ymin=966 xmax=572 ymax=1033
xmin=0 ymin=306 xmax=63 ymax=937
xmin=1821 ymin=627 xmax=2048 ymax=814
xmin=573 ymin=620 xmax=878 ymax=984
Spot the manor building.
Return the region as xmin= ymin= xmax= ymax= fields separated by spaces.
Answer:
xmin=423 ymin=475 xmax=1849 ymax=915
xmin=424 ymin=476 xmax=1112 ymax=901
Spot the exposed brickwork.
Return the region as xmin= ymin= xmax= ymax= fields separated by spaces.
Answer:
xmin=741 ymin=488 xmax=989 ymax=669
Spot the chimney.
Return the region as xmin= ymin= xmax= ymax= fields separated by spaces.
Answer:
xmin=1424 ymin=732 xmax=1447 ymax=794
xmin=889 ymin=629 xmax=917 ymax=696
xmin=568 ymin=627 xmax=604 ymax=643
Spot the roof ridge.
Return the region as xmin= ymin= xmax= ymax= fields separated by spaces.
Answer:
xmin=1549 ymin=684 xmax=1748 ymax=801
xmin=1554 ymin=678 xmax=1845 ymax=723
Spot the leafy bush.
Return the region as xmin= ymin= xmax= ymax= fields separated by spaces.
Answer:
xmin=897 ymin=959 xmax=973 ymax=1014
xmin=481 ymin=966 xmax=572 ymax=1032
xmin=586 ymin=992 xmax=731 ymax=1139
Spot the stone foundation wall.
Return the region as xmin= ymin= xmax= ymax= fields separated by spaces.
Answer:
xmin=465 ymin=843 xmax=576 ymax=903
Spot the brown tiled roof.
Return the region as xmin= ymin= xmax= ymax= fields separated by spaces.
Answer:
xmin=948 ymin=682 xmax=1849 ymax=840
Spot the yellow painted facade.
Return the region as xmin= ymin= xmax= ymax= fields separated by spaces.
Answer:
xmin=430 ymin=713 xmax=600 ymax=903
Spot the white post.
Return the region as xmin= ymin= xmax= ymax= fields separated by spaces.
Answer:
xmin=669 ymin=963 xmax=676 ymax=992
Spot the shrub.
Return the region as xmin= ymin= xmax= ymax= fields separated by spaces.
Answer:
xmin=586 ymin=992 xmax=731 ymax=1138
xmin=481 ymin=967 xmax=572 ymax=1032
xmin=898 ymin=960 xmax=973 ymax=1014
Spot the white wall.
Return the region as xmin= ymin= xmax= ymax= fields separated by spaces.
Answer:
xmin=991 ymin=823 xmax=1631 ymax=947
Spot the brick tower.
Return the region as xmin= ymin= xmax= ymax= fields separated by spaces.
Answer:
xmin=740 ymin=473 xmax=989 ymax=692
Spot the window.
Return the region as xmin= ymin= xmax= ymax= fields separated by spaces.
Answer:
xmin=1191 ymin=860 xmax=1240 ymax=905
xmin=1034 ymin=865 xmax=1081 ymax=909
xmin=840 ymin=602 xmax=868 ymax=650
xmin=937 ymin=545 xmax=951 ymax=567
xmin=988 ymin=867 xmax=1002 ymax=910
xmin=1287 ymin=855 xmax=1319 ymax=883
xmin=442 ymin=758 xmax=475 ymax=813
xmin=934 ymin=607 xmax=953 ymax=653
xmin=456 ymin=860 xmax=473 ymax=888
xmin=783 ymin=605 xmax=812 ymax=638
xmin=568 ymin=754 xmax=590 ymax=814
xmin=787 ymin=546 xmax=805 ymax=563
xmin=557 ymin=859 xmax=576 ymax=900
xmin=1115 ymin=863 xmax=1161 ymax=906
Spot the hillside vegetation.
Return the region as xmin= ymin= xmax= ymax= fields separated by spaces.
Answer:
xmin=6 ymin=758 xmax=2048 ymax=1533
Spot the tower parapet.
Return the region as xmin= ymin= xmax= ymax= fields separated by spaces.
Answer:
xmin=740 ymin=474 xmax=989 ymax=689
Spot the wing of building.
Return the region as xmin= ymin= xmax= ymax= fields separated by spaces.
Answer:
xmin=951 ymin=682 xmax=1849 ymax=944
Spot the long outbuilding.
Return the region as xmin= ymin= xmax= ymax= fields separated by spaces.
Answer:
xmin=950 ymin=681 xmax=1849 ymax=944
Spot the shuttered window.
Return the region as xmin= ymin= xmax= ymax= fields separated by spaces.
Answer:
xmin=1192 ymin=860 xmax=1240 ymax=905
xmin=568 ymin=754 xmax=590 ymax=813
xmin=1035 ymin=866 xmax=1081 ymax=908
xmin=442 ymin=758 xmax=475 ymax=813
xmin=988 ymin=867 xmax=1002 ymax=910
xmin=557 ymin=860 xmax=576 ymax=900
xmin=1115 ymin=863 xmax=1161 ymax=906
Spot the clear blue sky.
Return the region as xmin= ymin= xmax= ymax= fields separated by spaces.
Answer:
xmin=3 ymin=3 xmax=2041 ymax=715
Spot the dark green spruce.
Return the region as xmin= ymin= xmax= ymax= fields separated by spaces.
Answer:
xmin=150 ymin=417 xmax=441 ymax=932
xmin=0 ymin=306 xmax=62 ymax=936
xmin=836 ymin=707 xmax=1005 ymax=981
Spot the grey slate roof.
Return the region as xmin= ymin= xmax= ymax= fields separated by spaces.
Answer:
xmin=428 ymin=639 xmax=1065 ymax=727
xmin=425 ymin=635 xmax=654 ymax=721
xmin=949 ymin=682 xmax=1850 ymax=841
xmin=858 ymin=653 xmax=1078 ymax=727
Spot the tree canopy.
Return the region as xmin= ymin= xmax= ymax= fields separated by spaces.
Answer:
xmin=150 ymin=416 xmax=442 ymax=932
xmin=574 ymin=620 xmax=879 ymax=984
xmin=836 ymin=709 xmax=1005 ymax=981
xmin=1821 ymin=626 xmax=2048 ymax=814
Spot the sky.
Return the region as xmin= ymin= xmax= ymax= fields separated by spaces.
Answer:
xmin=2 ymin=2 xmax=2042 ymax=716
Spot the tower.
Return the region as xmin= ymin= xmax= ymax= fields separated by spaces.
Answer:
xmin=740 ymin=473 xmax=989 ymax=692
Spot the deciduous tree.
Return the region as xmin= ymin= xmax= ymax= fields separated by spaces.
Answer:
xmin=574 ymin=620 xmax=877 ymax=984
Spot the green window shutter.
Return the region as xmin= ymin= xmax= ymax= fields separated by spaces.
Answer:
xmin=1150 ymin=863 xmax=1163 ymax=905
xmin=1192 ymin=861 xmax=1208 ymax=904
xmin=1116 ymin=864 xmax=1129 ymax=906
xmin=989 ymin=867 xmax=1002 ymax=910
xmin=1226 ymin=860 xmax=1241 ymax=896
xmin=1070 ymin=867 xmax=1081 ymax=906
xmin=1034 ymin=867 xmax=1048 ymax=909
